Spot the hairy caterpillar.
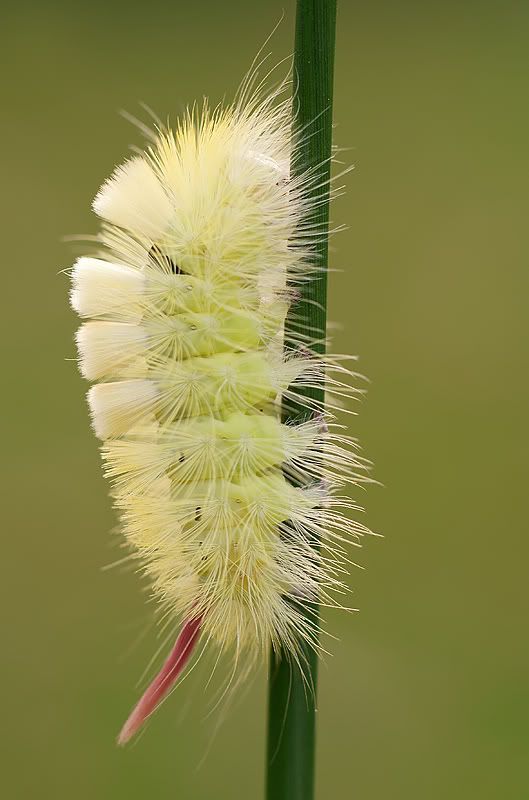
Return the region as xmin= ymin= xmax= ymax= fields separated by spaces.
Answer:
xmin=69 ymin=84 xmax=370 ymax=744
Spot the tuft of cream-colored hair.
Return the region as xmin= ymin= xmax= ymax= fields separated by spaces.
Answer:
xmin=70 ymin=87 xmax=371 ymax=742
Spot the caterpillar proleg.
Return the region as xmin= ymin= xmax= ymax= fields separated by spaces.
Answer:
xmin=69 ymin=83 xmax=370 ymax=744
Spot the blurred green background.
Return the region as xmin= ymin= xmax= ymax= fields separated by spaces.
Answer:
xmin=2 ymin=1 xmax=527 ymax=797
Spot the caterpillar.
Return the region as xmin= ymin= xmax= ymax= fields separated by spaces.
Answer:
xmin=69 ymin=84 xmax=370 ymax=744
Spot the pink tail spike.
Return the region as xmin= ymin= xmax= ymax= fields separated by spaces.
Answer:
xmin=118 ymin=616 xmax=202 ymax=745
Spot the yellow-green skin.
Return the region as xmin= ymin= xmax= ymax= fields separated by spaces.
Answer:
xmin=70 ymin=101 xmax=339 ymax=662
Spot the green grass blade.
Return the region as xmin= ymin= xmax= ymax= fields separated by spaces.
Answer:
xmin=265 ymin=1 xmax=337 ymax=799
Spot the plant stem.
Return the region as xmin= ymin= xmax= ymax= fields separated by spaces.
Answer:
xmin=265 ymin=2 xmax=337 ymax=799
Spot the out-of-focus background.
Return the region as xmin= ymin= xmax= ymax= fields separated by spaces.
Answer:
xmin=2 ymin=1 xmax=527 ymax=797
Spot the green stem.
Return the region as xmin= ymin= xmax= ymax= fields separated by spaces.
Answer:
xmin=265 ymin=2 xmax=337 ymax=799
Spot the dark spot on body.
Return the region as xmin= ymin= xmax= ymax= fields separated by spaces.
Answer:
xmin=148 ymin=244 xmax=185 ymax=274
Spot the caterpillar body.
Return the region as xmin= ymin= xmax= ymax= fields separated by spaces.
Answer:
xmin=69 ymin=89 xmax=370 ymax=744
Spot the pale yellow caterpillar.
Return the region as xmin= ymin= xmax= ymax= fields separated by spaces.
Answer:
xmin=69 ymin=83 xmax=370 ymax=744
